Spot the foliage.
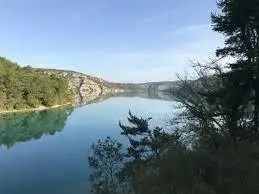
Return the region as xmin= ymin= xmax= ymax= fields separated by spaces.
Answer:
xmin=118 ymin=113 xmax=187 ymax=194
xmin=0 ymin=57 xmax=73 ymax=110
xmin=88 ymin=137 xmax=129 ymax=194
xmin=89 ymin=112 xmax=184 ymax=194
xmin=119 ymin=111 xmax=176 ymax=160
xmin=211 ymin=0 xmax=259 ymax=134
xmin=89 ymin=112 xmax=259 ymax=194
xmin=211 ymin=0 xmax=259 ymax=59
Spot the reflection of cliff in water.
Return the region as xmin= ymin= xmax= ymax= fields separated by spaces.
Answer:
xmin=77 ymin=91 xmax=174 ymax=107
xmin=115 ymin=90 xmax=175 ymax=101
xmin=0 ymin=106 xmax=74 ymax=148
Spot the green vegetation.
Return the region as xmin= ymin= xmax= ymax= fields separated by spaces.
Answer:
xmin=0 ymin=106 xmax=74 ymax=148
xmin=88 ymin=0 xmax=259 ymax=193
xmin=0 ymin=57 xmax=73 ymax=111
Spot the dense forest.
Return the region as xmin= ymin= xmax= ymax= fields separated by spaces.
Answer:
xmin=0 ymin=57 xmax=73 ymax=110
xmin=88 ymin=0 xmax=259 ymax=193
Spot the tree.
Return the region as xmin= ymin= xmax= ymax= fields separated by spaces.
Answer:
xmin=0 ymin=57 xmax=73 ymax=110
xmin=90 ymin=111 xmax=259 ymax=194
xmin=89 ymin=1 xmax=259 ymax=193
xmin=119 ymin=111 xmax=177 ymax=160
xmin=211 ymin=0 xmax=259 ymax=135
xmin=88 ymin=137 xmax=126 ymax=194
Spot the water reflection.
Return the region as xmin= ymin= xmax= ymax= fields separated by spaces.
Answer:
xmin=0 ymin=106 xmax=74 ymax=148
xmin=77 ymin=91 xmax=174 ymax=107
xmin=0 ymin=97 xmax=172 ymax=194
xmin=0 ymin=91 xmax=172 ymax=149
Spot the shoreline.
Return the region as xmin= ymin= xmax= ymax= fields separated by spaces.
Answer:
xmin=0 ymin=103 xmax=72 ymax=115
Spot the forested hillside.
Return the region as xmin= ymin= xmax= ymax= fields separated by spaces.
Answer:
xmin=0 ymin=57 xmax=72 ymax=110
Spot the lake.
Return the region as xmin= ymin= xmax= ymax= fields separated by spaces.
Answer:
xmin=0 ymin=96 xmax=174 ymax=194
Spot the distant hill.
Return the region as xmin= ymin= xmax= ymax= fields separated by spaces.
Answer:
xmin=35 ymin=68 xmax=182 ymax=105
xmin=0 ymin=56 xmax=183 ymax=110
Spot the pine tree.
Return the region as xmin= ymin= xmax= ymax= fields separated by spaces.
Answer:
xmin=211 ymin=0 xmax=259 ymax=136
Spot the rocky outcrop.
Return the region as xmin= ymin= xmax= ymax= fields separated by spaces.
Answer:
xmin=108 ymin=81 xmax=182 ymax=93
xmin=35 ymin=69 xmax=124 ymax=106
xmin=35 ymin=68 xmax=182 ymax=106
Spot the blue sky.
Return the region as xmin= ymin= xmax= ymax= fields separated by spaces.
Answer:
xmin=0 ymin=0 xmax=223 ymax=82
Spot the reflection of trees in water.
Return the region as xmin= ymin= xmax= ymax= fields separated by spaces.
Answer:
xmin=0 ymin=106 xmax=74 ymax=148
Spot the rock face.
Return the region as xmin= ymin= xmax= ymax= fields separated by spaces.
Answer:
xmin=36 ymin=68 xmax=182 ymax=106
xmin=35 ymin=69 xmax=124 ymax=106
xmin=109 ymin=81 xmax=182 ymax=95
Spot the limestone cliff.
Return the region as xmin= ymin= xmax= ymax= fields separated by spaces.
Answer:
xmin=35 ymin=69 xmax=124 ymax=105
xmin=35 ymin=68 xmax=182 ymax=106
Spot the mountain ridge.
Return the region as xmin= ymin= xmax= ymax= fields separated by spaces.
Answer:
xmin=35 ymin=68 xmax=181 ymax=105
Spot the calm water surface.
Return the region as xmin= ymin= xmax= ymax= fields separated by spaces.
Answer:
xmin=0 ymin=97 xmax=173 ymax=194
